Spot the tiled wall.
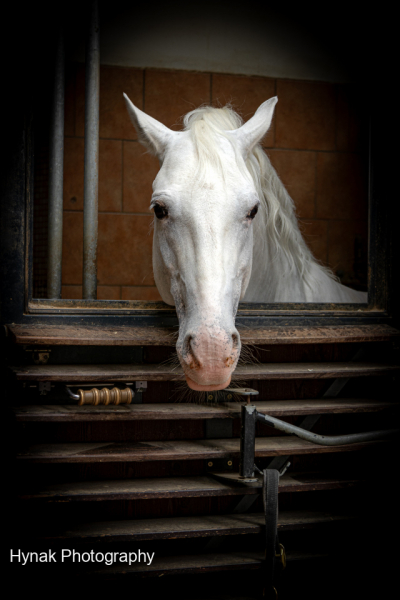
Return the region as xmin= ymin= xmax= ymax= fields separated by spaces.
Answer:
xmin=60 ymin=65 xmax=368 ymax=300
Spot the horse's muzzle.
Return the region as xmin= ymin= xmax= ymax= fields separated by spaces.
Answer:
xmin=177 ymin=325 xmax=240 ymax=391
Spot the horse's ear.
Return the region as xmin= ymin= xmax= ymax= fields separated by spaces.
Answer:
xmin=123 ymin=93 xmax=175 ymax=158
xmin=232 ymin=97 xmax=278 ymax=156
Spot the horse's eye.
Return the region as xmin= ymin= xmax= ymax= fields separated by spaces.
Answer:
xmin=153 ymin=204 xmax=168 ymax=220
xmin=247 ymin=205 xmax=258 ymax=220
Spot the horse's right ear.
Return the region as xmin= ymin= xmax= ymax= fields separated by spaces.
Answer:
xmin=123 ymin=93 xmax=175 ymax=159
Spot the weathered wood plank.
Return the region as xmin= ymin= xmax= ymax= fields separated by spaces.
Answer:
xmin=13 ymin=398 xmax=399 ymax=421
xmin=9 ymin=362 xmax=400 ymax=382
xmin=20 ymin=472 xmax=362 ymax=501
xmin=43 ymin=510 xmax=356 ymax=542
xmin=17 ymin=436 xmax=386 ymax=463
xmin=7 ymin=323 xmax=399 ymax=347
xmin=86 ymin=550 xmax=330 ymax=577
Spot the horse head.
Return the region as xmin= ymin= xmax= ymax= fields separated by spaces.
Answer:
xmin=124 ymin=94 xmax=277 ymax=391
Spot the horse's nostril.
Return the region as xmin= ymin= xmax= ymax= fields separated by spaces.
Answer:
xmin=232 ymin=332 xmax=240 ymax=350
xmin=183 ymin=334 xmax=202 ymax=369
xmin=186 ymin=335 xmax=193 ymax=354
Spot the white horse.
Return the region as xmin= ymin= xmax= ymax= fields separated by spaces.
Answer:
xmin=124 ymin=94 xmax=367 ymax=391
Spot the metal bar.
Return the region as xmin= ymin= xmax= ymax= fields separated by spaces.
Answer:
xmin=256 ymin=412 xmax=398 ymax=446
xmin=47 ymin=28 xmax=65 ymax=299
xmin=266 ymin=347 xmax=366 ymax=471
xmin=83 ymin=0 xmax=100 ymax=299
xmin=239 ymin=404 xmax=257 ymax=478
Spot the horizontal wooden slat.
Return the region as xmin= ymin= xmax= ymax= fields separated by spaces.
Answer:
xmin=86 ymin=550 xmax=330 ymax=577
xmin=17 ymin=435 xmax=386 ymax=463
xmin=7 ymin=323 xmax=399 ymax=347
xmin=20 ymin=472 xmax=362 ymax=501
xmin=43 ymin=510 xmax=356 ymax=542
xmin=13 ymin=398 xmax=399 ymax=422
xmin=9 ymin=362 xmax=400 ymax=382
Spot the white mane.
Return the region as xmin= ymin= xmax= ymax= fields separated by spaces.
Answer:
xmin=183 ymin=104 xmax=338 ymax=288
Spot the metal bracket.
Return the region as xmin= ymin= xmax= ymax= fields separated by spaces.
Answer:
xmin=39 ymin=382 xmax=52 ymax=395
xmin=24 ymin=349 xmax=51 ymax=365
xmin=279 ymin=461 xmax=291 ymax=477
xmin=133 ymin=381 xmax=147 ymax=403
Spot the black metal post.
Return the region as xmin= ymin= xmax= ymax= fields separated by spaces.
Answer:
xmin=239 ymin=404 xmax=257 ymax=478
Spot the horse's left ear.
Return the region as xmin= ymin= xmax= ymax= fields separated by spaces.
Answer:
xmin=231 ymin=97 xmax=278 ymax=157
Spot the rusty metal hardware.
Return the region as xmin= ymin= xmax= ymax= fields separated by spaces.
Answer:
xmin=275 ymin=543 xmax=286 ymax=570
xmin=225 ymin=387 xmax=259 ymax=404
xmin=136 ymin=381 xmax=147 ymax=392
xmin=24 ymin=349 xmax=51 ymax=364
xmin=205 ymin=458 xmax=234 ymax=472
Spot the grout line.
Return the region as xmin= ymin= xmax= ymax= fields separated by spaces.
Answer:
xmin=143 ymin=70 xmax=146 ymax=111
xmin=64 ymin=135 xmax=140 ymax=142
xmin=314 ymin=152 xmax=318 ymax=218
xmin=63 ymin=136 xmax=361 ymax=155
xmin=63 ymin=210 xmax=152 ymax=216
xmin=273 ymin=78 xmax=277 ymax=147
xmin=326 ymin=220 xmax=330 ymax=265
xmin=121 ymin=141 xmax=124 ymax=212
xmin=73 ymin=62 xmax=77 ymax=137
xmin=62 ymin=284 xmax=158 ymax=289
xmin=334 ymin=84 xmax=338 ymax=152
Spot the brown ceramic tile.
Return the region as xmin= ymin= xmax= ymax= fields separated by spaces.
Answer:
xmin=63 ymin=137 xmax=84 ymax=211
xmin=61 ymin=285 xmax=82 ymax=299
xmin=76 ymin=64 xmax=143 ymax=139
xmin=97 ymin=214 xmax=155 ymax=286
xmin=336 ymin=84 xmax=367 ymax=152
xmin=62 ymin=211 xmax=83 ymax=285
xmin=122 ymin=286 xmax=163 ymax=301
xmin=63 ymin=138 xmax=122 ymax=212
xmin=300 ymin=219 xmax=328 ymax=265
xmin=316 ymin=153 xmax=368 ymax=220
xmin=62 ymin=213 xmax=155 ymax=288
xmin=212 ymin=74 xmax=275 ymax=146
xmin=64 ymin=62 xmax=76 ymax=137
xmin=276 ymin=80 xmax=336 ymax=150
xmin=123 ymin=142 xmax=159 ymax=213
xmin=98 ymin=140 xmax=123 ymax=212
xmin=268 ymin=150 xmax=316 ymax=218
xmin=327 ymin=220 xmax=368 ymax=286
xmin=97 ymin=286 xmax=121 ymax=300
xmin=144 ymin=69 xmax=210 ymax=130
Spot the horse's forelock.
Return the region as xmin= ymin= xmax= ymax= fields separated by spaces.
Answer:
xmin=181 ymin=104 xmax=338 ymax=286
xmin=183 ymin=104 xmax=243 ymax=131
